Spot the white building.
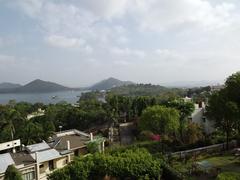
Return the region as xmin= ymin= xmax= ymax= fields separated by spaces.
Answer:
xmin=190 ymin=102 xmax=215 ymax=134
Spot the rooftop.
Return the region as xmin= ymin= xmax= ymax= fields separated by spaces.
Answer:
xmin=0 ymin=153 xmax=15 ymax=174
xmin=26 ymin=141 xmax=50 ymax=153
xmin=49 ymin=129 xmax=91 ymax=151
xmin=31 ymin=149 xmax=61 ymax=163
xmin=10 ymin=152 xmax=35 ymax=166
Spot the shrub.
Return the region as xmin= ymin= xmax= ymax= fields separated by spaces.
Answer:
xmin=161 ymin=164 xmax=183 ymax=180
xmin=47 ymin=168 xmax=70 ymax=180
xmin=4 ymin=165 xmax=22 ymax=180
xmin=48 ymin=148 xmax=162 ymax=180
xmin=216 ymin=172 xmax=240 ymax=180
xmin=87 ymin=141 xmax=99 ymax=153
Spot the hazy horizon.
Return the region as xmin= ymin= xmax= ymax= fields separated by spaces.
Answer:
xmin=1 ymin=0 xmax=240 ymax=87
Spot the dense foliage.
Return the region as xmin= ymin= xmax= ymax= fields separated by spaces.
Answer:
xmin=207 ymin=72 xmax=240 ymax=149
xmin=139 ymin=105 xmax=180 ymax=136
xmin=4 ymin=165 xmax=23 ymax=180
xmin=48 ymin=148 xmax=162 ymax=180
xmin=216 ymin=172 xmax=240 ymax=180
xmin=110 ymin=84 xmax=186 ymax=97
xmin=0 ymin=89 xmax=196 ymax=146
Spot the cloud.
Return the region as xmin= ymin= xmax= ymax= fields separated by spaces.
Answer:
xmin=132 ymin=0 xmax=236 ymax=31
xmin=154 ymin=49 xmax=185 ymax=61
xmin=79 ymin=0 xmax=129 ymax=19
xmin=45 ymin=35 xmax=86 ymax=48
xmin=3 ymin=0 xmax=240 ymax=85
xmin=116 ymin=36 xmax=129 ymax=44
xmin=0 ymin=54 xmax=16 ymax=65
xmin=110 ymin=47 xmax=146 ymax=59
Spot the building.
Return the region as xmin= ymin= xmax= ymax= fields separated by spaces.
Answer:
xmin=190 ymin=102 xmax=215 ymax=134
xmin=183 ymin=97 xmax=215 ymax=134
xmin=0 ymin=129 xmax=104 ymax=180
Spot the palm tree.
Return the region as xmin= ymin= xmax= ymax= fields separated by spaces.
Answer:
xmin=0 ymin=108 xmax=23 ymax=142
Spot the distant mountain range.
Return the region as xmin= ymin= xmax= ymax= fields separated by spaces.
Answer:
xmin=0 ymin=78 xmax=134 ymax=93
xmin=0 ymin=82 xmax=22 ymax=89
xmin=0 ymin=77 xmax=222 ymax=94
xmin=161 ymin=80 xmax=224 ymax=88
xmin=0 ymin=79 xmax=71 ymax=93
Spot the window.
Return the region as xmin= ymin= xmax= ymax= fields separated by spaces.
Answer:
xmin=22 ymin=171 xmax=35 ymax=180
xmin=49 ymin=160 xmax=54 ymax=171
xmin=39 ymin=164 xmax=44 ymax=168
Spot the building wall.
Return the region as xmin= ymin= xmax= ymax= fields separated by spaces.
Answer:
xmin=191 ymin=104 xmax=215 ymax=134
xmin=0 ymin=166 xmax=36 ymax=180
xmin=38 ymin=156 xmax=69 ymax=180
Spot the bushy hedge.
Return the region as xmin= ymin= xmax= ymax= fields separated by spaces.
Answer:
xmin=48 ymin=148 xmax=162 ymax=180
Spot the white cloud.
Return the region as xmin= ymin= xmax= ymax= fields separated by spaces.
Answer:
xmin=3 ymin=0 xmax=240 ymax=84
xmin=0 ymin=54 xmax=16 ymax=65
xmin=155 ymin=49 xmax=185 ymax=61
xmin=79 ymin=0 xmax=129 ymax=19
xmin=15 ymin=0 xmax=45 ymax=17
xmin=111 ymin=47 xmax=146 ymax=58
xmin=132 ymin=0 xmax=236 ymax=31
xmin=45 ymin=35 xmax=86 ymax=48
xmin=116 ymin=36 xmax=129 ymax=44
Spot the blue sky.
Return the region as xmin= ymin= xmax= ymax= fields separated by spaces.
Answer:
xmin=1 ymin=0 xmax=240 ymax=87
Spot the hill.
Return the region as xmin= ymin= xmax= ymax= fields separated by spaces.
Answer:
xmin=0 ymin=82 xmax=22 ymax=89
xmin=0 ymin=79 xmax=70 ymax=93
xmin=110 ymin=84 xmax=186 ymax=97
xmin=89 ymin=77 xmax=134 ymax=90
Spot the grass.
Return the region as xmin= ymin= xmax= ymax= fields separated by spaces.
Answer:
xmin=216 ymin=172 xmax=240 ymax=180
xmin=171 ymin=153 xmax=240 ymax=180
xmin=204 ymin=155 xmax=240 ymax=172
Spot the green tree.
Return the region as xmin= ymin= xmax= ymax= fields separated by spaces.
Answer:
xmin=4 ymin=165 xmax=22 ymax=180
xmin=21 ymin=121 xmax=44 ymax=145
xmin=0 ymin=107 xmax=24 ymax=142
xmin=139 ymin=105 xmax=180 ymax=136
xmin=225 ymin=72 xmax=240 ymax=135
xmin=167 ymin=100 xmax=194 ymax=142
xmin=207 ymin=90 xmax=239 ymax=149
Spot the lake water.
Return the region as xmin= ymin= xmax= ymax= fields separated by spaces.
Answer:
xmin=0 ymin=90 xmax=86 ymax=104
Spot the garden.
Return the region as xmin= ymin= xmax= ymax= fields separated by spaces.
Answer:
xmin=170 ymin=151 xmax=240 ymax=180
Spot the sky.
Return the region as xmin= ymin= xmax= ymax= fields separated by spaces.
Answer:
xmin=1 ymin=0 xmax=240 ymax=87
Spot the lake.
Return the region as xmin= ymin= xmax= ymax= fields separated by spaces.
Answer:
xmin=0 ymin=90 xmax=86 ymax=104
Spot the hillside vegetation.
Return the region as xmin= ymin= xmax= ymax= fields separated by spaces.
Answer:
xmin=110 ymin=84 xmax=186 ymax=97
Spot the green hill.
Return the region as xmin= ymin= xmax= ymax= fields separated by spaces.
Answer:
xmin=110 ymin=84 xmax=186 ymax=97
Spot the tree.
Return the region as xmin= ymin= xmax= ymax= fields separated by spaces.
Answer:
xmin=207 ymin=89 xmax=239 ymax=149
xmin=185 ymin=122 xmax=204 ymax=144
xmin=0 ymin=107 xmax=24 ymax=143
xmin=4 ymin=165 xmax=22 ymax=180
xmin=21 ymin=121 xmax=44 ymax=145
xmin=139 ymin=105 xmax=180 ymax=137
xmin=224 ymin=72 xmax=240 ymax=135
xmin=167 ymin=100 xmax=194 ymax=141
